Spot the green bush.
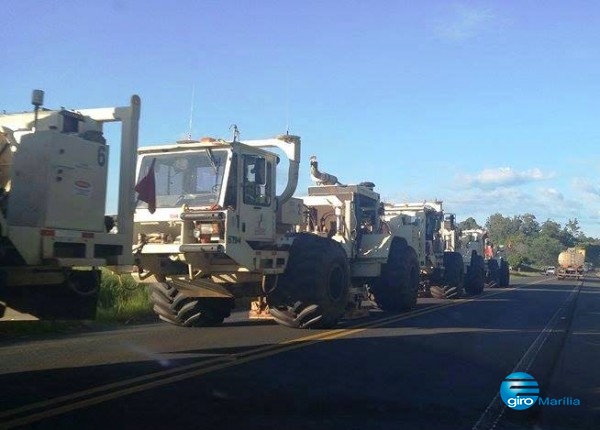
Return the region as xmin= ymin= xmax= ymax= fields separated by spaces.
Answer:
xmin=97 ymin=269 xmax=155 ymax=322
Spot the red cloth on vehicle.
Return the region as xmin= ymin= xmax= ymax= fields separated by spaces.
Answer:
xmin=134 ymin=158 xmax=156 ymax=214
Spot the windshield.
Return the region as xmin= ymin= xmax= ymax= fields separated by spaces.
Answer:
xmin=136 ymin=149 xmax=228 ymax=209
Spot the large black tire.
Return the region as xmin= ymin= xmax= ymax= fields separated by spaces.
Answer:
xmin=431 ymin=252 xmax=465 ymax=299
xmin=486 ymin=259 xmax=500 ymax=287
xmin=268 ymin=233 xmax=350 ymax=329
xmin=464 ymin=254 xmax=485 ymax=295
xmin=371 ymin=238 xmax=419 ymax=311
xmin=150 ymin=282 xmax=233 ymax=327
xmin=499 ymin=259 xmax=510 ymax=287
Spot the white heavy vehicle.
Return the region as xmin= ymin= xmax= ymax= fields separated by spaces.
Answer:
xmin=382 ymin=201 xmax=483 ymax=299
xmin=0 ymin=90 xmax=140 ymax=320
xmin=132 ymin=135 xmax=420 ymax=329
xmin=459 ymin=228 xmax=510 ymax=288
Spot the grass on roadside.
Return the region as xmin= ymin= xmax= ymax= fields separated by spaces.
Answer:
xmin=0 ymin=272 xmax=155 ymax=339
xmin=96 ymin=269 xmax=155 ymax=323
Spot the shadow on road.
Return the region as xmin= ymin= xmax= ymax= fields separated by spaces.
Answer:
xmin=1 ymin=282 xmax=598 ymax=430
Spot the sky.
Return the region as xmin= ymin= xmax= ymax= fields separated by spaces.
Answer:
xmin=2 ymin=1 xmax=600 ymax=237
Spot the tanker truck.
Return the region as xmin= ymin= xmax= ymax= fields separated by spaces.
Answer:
xmin=556 ymin=248 xmax=585 ymax=280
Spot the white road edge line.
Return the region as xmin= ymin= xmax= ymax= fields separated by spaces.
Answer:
xmin=471 ymin=283 xmax=580 ymax=430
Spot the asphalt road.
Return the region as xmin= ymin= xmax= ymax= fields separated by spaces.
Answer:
xmin=1 ymin=275 xmax=598 ymax=430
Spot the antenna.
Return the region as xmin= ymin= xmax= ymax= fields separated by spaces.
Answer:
xmin=187 ymin=85 xmax=195 ymax=140
xmin=285 ymin=73 xmax=290 ymax=135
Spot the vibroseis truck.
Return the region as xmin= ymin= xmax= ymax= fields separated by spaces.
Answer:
xmin=133 ymin=135 xmax=420 ymax=329
xmin=383 ymin=201 xmax=483 ymax=299
xmin=0 ymin=90 xmax=140 ymax=320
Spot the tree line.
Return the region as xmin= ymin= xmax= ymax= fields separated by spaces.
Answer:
xmin=457 ymin=213 xmax=600 ymax=270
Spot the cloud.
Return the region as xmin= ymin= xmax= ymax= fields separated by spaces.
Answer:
xmin=459 ymin=167 xmax=551 ymax=189
xmin=572 ymin=178 xmax=600 ymax=197
xmin=432 ymin=4 xmax=495 ymax=41
xmin=445 ymin=186 xmax=587 ymax=231
xmin=451 ymin=187 xmax=524 ymax=205
xmin=539 ymin=187 xmax=564 ymax=201
xmin=381 ymin=174 xmax=600 ymax=237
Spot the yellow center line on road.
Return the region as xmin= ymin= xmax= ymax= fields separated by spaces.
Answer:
xmin=314 ymin=284 xmax=536 ymax=342
xmin=0 ymin=304 xmax=440 ymax=423
xmin=0 ymin=280 xmax=539 ymax=428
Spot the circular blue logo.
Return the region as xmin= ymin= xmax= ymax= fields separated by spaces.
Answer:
xmin=500 ymin=372 xmax=539 ymax=410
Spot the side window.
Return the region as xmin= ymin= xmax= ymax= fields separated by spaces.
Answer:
xmin=243 ymin=155 xmax=271 ymax=206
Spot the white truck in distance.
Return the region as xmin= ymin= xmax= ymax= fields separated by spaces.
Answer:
xmin=382 ymin=201 xmax=484 ymax=299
